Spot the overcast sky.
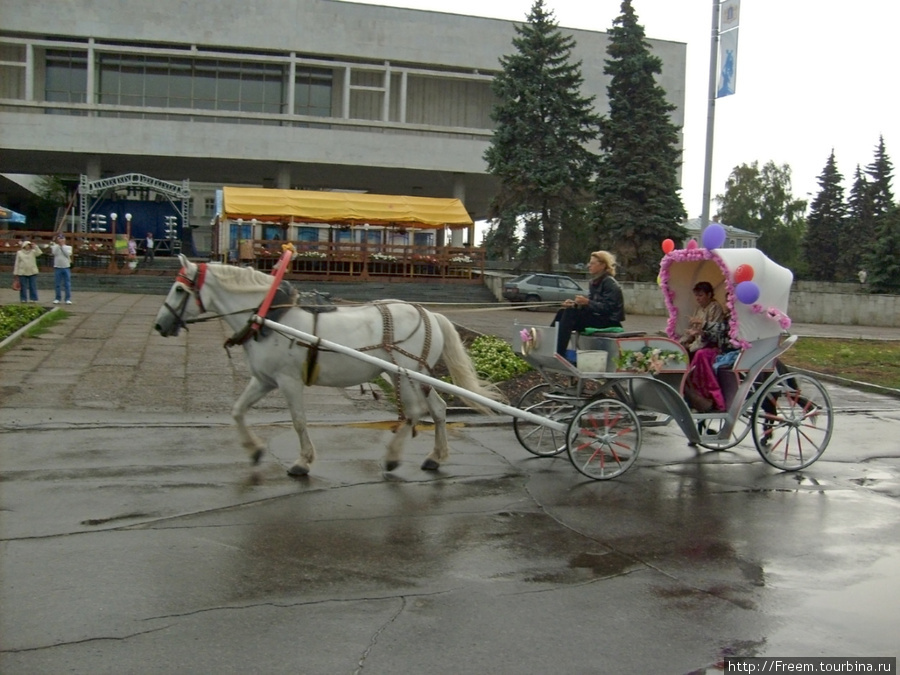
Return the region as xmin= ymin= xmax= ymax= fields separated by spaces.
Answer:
xmin=348 ymin=0 xmax=899 ymax=220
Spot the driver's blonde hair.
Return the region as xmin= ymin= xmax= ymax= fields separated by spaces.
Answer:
xmin=590 ymin=250 xmax=617 ymax=277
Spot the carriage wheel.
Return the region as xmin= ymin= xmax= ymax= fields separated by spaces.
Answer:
xmin=566 ymin=398 xmax=642 ymax=480
xmin=515 ymin=381 xmax=559 ymax=409
xmin=695 ymin=405 xmax=753 ymax=450
xmin=513 ymin=398 xmax=576 ymax=457
xmin=751 ymin=372 xmax=833 ymax=471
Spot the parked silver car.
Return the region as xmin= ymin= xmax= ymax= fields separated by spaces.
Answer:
xmin=502 ymin=273 xmax=583 ymax=309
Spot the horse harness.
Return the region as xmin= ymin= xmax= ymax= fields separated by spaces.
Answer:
xmin=162 ymin=263 xmax=209 ymax=334
xmin=173 ymin=267 xmax=436 ymax=424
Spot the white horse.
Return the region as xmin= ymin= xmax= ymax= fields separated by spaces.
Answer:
xmin=154 ymin=255 xmax=503 ymax=477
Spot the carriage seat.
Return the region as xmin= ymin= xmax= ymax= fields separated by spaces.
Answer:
xmin=714 ymin=336 xmax=784 ymax=407
xmin=581 ymin=327 xmax=647 ymax=338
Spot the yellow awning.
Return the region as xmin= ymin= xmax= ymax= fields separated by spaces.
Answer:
xmin=223 ymin=187 xmax=473 ymax=228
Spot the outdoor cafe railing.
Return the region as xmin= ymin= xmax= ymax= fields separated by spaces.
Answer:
xmin=2 ymin=231 xmax=485 ymax=281
xmin=239 ymin=240 xmax=484 ymax=281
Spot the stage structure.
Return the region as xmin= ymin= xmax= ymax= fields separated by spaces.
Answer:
xmin=78 ymin=173 xmax=192 ymax=255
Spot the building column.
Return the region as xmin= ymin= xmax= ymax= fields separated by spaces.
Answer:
xmin=86 ymin=156 xmax=102 ymax=180
xmin=276 ymin=164 xmax=291 ymax=189
xmin=451 ymin=174 xmax=465 ymax=247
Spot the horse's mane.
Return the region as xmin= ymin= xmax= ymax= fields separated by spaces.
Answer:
xmin=206 ymin=263 xmax=283 ymax=293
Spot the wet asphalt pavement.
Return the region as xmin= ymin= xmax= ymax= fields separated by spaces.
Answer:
xmin=1 ymin=289 xmax=899 ymax=674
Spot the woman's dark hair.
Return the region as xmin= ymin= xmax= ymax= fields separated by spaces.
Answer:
xmin=692 ymin=281 xmax=714 ymax=294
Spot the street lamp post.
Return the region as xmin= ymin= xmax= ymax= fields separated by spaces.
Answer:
xmin=109 ymin=213 xmax=119 ymax=273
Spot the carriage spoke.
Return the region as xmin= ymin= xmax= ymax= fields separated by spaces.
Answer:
xmin=566 ymin=399 xmax=642 ymax=480
xmin=753 ymin=373 xmax=833 ymax=471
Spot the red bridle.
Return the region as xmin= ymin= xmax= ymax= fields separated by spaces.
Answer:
xmin=176 ymin=263 xmax=208 ymax=313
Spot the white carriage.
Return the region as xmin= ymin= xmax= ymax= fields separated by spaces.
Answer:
xmin=512 ymin=247 xmax=834 ymax=480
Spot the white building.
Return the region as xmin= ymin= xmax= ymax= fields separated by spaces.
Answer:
xmin=682 ymin=218 xmax=759 ymax=249
xmin=0 ymin=0 xmax=687 ymax=253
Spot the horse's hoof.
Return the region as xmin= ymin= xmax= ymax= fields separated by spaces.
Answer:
xmin=421 ymin=459 xmax=440 ymax=471
xmin=385 ymin=460 xmax=400 ymax=472
xmin=287 ymin=464 xmax=310 ymax=478
xmin=251 ymin=449 xmax=264 ymax=465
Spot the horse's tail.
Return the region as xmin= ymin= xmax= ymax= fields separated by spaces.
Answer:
xmin=433 ymin=312 xmax=506 ymax=415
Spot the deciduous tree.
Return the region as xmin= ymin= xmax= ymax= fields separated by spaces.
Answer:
xmin=715 ymin=161 xmax=807 ymax=272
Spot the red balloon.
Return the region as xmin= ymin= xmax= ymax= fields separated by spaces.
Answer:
xmin=661 ymin=238 xmax=675 ymax=254
xmin=734 ymin=264 xmax=754 ymax=284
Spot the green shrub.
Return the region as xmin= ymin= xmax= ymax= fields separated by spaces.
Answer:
xmin=0 ymin=305 xmax=48 ymax=341
xmin=467 ymin=334 xmax=532 ymax=382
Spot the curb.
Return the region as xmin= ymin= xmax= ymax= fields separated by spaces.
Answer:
xmin=0 ymin=306 xmax=62 ymax=351
xmin=788 ymin=366 xmax=900 ymax=400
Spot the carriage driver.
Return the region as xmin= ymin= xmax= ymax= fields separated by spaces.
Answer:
xmin=551 ymin=250 xmax=625 ymax=359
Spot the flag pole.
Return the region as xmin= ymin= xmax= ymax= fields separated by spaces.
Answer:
xmin=700 ymin=0 xmax=720 ymax=235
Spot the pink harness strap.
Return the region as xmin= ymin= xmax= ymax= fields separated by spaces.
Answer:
xmin=251 ymin=248 xmax=294 ymax=332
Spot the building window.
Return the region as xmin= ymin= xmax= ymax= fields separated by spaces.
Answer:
xmin=45 ymin=50 xmax=88 ymax=109
xmin=296 ymin=227 xmax=319 ymax=242
xmin=98 ymin=54 xmax=285 ymax=115
xmin=203 ymin=197 xmax=216 ymax=217
xmin=295 ymin=67 xmax=333 ymax=117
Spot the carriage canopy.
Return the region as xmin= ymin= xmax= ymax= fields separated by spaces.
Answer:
xmin=661 ymin=247 xmax=793 ymax=347
xmin=222 ymin=187 xmax=473 ymax=228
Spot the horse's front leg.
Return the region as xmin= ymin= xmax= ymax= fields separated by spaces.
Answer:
xmin=232 ymin=376 xmax=275 ymax=464
xmin=385 ymin=420 xmax=413 ymax=472
xmin=422 ymin=389 xmax=449 ymax=471
xmin=276 ymin=376 xmax=316 ymax=477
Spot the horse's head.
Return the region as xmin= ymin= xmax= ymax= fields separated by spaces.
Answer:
xmin=154 ymin=254 xmax=208 ymax=337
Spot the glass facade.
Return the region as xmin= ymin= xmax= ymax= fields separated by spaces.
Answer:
xmin=42 ymin=49 xmax=335 ymax=120
xmin=45 ymin=50 xmax=88 ymax=112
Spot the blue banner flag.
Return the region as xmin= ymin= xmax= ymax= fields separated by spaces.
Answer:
xmin=717 ymin=27 xmax=739 ymax=98
xmin=717 ymin=0 xmax=740 ymax=98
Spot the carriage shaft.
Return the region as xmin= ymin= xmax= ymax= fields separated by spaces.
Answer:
xmin=258 ymin=317 xmax=568 ymax=432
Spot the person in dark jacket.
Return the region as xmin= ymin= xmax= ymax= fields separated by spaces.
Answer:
xmin=552 ymin=249 xmax=625 ymax=357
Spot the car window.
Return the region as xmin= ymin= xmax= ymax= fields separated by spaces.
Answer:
xmin=559 ymin=278 xmax=581 ymax=290
xmin=507 ymin=275 xmax=530 ymax=284
xmin=535 ymin=276 xmax=559 ymax=288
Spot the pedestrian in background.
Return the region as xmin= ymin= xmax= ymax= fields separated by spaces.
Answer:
xmin=144 ymin=232 xmax=155 ymax=265
xmin=13 ymin=240 xmax=42 ymax=303
xmin=49 ymin=233 xmax=73 ymax=304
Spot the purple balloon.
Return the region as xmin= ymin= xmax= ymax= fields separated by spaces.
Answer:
xmin=735 ymin=280 xmax=760 ymax=304
xmin=701 ymin=223 xmax=726 ymax=250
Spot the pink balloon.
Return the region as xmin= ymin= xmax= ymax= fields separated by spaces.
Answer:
xmin=686 ymin=239 xmax=698 ymax=250
xmin=662 ymin=238 xmax=675 ymax=254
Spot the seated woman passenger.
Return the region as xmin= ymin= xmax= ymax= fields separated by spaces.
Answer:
xmin=551 ymin=250 xmax=625 ymax=358
xmin=680 ymin=281 xmax=729 ymax=412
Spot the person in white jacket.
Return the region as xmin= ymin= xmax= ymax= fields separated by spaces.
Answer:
xmin=49 ymin=233 xmax=73 ymax=304
xmin=13 ymin=240 xmax=42 ymax=302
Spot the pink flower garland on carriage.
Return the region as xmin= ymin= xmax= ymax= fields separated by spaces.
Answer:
xmin=659 ymin=238 xmax=792 ymax=352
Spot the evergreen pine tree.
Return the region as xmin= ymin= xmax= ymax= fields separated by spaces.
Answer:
xmin=866 ymin=135 xmax=894 ymax=218
xmin=484 ymin=0 xmax=601 ymax=271
xmin=864 ymin=137 xmax=899 ymax=290
xmin=593 ymin=0 xmax=686 ymax=280
xmin=481 ymin=210 xmax=520 ymax=261
xmin=841 ymin=165 xmax=873 ymax=279
xmin=802 ymin=151 xmax=846 ymax=281
xmin=865 ymin=204 xmax=900 ymax=292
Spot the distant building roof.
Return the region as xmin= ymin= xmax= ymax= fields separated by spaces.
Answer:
xmin=682 ymin=218 xmax=757 ymax=238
